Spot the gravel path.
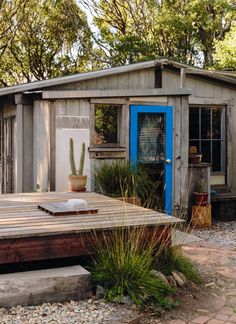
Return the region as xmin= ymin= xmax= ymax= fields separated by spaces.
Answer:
xmin=192 ymin=221 xmax=236 ymax=248
xmin=0 ymin=299 xmax=138 ymax=324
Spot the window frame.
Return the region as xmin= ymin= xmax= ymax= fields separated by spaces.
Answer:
xmin=189 ymin=105 xmax=226 ymax=173
xmin=90 ymin=99 xmax=128 ymax=149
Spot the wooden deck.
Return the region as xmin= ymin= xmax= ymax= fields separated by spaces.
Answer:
xmin=0 ymin=192 xmax=182 ymax=264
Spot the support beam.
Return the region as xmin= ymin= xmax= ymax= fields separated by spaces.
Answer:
xmin=42 ymin=88 xmax=192 ymax=100
xmin=15 ymin=94 xmax=33 ymax=193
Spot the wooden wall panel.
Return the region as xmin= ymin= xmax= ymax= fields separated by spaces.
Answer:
xmin=168 ymin=96 xmax=189 ymax=213
xmin=33 ymin=100 xmax=50 ymax=192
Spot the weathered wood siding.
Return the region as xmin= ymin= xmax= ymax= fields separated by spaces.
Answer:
xmin=164 ymin=69 xmax=236 ymax=192
xmin=167 ymin=96 xmax=189 ymax=213
xmin=46 ymin=68 xmax=155 ymax=91
xmin=33 ymin=100 xmax=51 ymax=192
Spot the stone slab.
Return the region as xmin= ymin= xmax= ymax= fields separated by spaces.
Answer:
xmin=0 ymin=265 xmax=91 ymax=308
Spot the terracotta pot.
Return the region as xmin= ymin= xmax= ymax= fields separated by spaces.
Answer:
xmin=189 ymin=154 xmax=202 ymax=164
xmin=193 ymin=192 xmax=208 ymax=206
xmin=68 ymin=175 xmax=87 ymax=192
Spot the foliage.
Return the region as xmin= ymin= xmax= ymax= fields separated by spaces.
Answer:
xmin=0 ymin=0 xmax=92 ymax=85
xmin=214 ymin=25 xmax=236 ymax=70
xmin=155 ymin=247 xmax=202 ymax=284
xmin=94 ymin=160 xmax=159 ymax=208
xmin=81 ymin=0 xmax=235 ymax=68
xmin=91 ymin=227 xmax=174 ymax=308
xmin=95 ymin=105 xmax=118 ymax=144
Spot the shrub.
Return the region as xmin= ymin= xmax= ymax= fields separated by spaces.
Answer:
xmin=90 ymin=227 xmax=173 ymax=308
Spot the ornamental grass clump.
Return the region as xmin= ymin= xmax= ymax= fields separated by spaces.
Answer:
xmin=155 ymin=247 xmax=202 ymax=284
xmin=94 ymin=161 xmax=159 ymax=208
xmin=90 ymin=227 xmax=174 ymax=309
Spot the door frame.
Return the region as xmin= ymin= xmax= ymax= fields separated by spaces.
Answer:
xmin=130 ymin=105 xmax=173 ymax=215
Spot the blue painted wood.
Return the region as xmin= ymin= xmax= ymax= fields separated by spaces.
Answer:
xmin=130 ymin=105 xmax=173 ymax=215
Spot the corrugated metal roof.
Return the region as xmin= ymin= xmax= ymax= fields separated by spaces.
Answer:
xmin=0 ymin=58 xmax=235 ymax=97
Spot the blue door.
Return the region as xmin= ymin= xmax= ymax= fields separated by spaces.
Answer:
xmin=130 ymin=105 xmax=173 ymax=215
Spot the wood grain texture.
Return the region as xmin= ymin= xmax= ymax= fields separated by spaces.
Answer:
xmin=0 ymin=191 xmax=181 ymax=264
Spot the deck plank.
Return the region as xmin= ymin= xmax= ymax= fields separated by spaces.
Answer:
xmin=0 ymin=191 xmax=181 ymax=239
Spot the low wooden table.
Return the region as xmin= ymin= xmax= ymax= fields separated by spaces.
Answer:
xmin=0 ymin=192 xmax=182 ymax=264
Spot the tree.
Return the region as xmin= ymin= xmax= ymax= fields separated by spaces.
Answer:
xmin=214 ymin=25 xmax=236 ymax=70
xmin=0 ymin=0 xmax=92 ymax=86
xmin=81 ymin=0 xmax=236 ymax=68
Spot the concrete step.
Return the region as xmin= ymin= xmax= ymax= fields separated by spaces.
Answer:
xmin=0 ymin=265 xmax=91 ymax=308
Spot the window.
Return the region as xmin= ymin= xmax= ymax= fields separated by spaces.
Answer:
xmin=189 ymin=106 xmax=226 ymax=172
xmin=94 ymin=104 xmax=121 ymax=146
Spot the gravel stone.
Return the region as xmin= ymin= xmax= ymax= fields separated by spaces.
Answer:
xmin=192 ymin=221 xmax=236 ymax=248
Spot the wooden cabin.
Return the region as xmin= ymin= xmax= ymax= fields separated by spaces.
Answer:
xmin=0 ymin=59 xmax=235 ymax=218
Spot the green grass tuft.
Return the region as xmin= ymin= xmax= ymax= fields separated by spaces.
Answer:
xmin=90 ymin=227 xmax=174 ymax=308
xmin=155 ymin=247 xmax=202 ymax=284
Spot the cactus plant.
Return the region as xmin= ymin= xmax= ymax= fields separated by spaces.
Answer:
xmin=78 ymin=142 xmax=85 ymax=175
xmin=70 ymin=138 xmax=77 ymax=175
xmin=68 ymin=139 xmax=87 ymax=192
xmin=69 ymin=138 xmax=86 ymax=175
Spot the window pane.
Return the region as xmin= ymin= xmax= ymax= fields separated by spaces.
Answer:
xmin=212 ymin=141 xmax=221 ymax=172
xmin=189 ymin=107 xmax=199 ymax=139
xmin=137 ymin=113 xmax=165 ymax=163
xmin=201 ymin=108 xmax=211 ymax=139
xmin=201 ymin=140 xmax=211 ymax=163
xmin=212 ymin=108 xmax=222 ymax=139
xmin=94 ymin=105 xmax=119 ymax=144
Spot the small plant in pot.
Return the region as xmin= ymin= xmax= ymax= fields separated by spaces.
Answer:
xmin=193 ymin=178 xmax=208 ymax=206
xmin=68 ymin=138 xmax=87 ymax=192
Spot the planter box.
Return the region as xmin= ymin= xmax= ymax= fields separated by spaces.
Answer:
xmin=191 ymin=204 xmax=212 ymax=228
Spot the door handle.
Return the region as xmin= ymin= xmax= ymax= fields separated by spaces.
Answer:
xmin=166 ymin=159 xmax=171 ymax=164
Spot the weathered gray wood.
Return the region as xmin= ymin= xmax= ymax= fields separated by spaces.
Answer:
xmin=139 ymin=70 xmax=148 ymax=89
xmin=128 ymin=71 xmax=140 ymax=89
xmin=90 ymin=98 xmax=128 ymax=104
xmin=38 ymin=202 xmax=98 ymax=216
xmin=42 ymin=88 xmax=192 ymax=99
xmin=33 ymin=100 xmax=50 ymax=192
xmin=118 ymin=73 xmax=129 ymax=89
xmin=54 ymin=100 xmax=67 ymax=116
xmin=15 ymin=105 xmax=23 ymax=192
xmin=97 ymin=76 xmax=108 ymax=90
xmin=50 ymin=102 xmax=56 ymax=191
xmin=168 ymin=97 xmax=181 ymax=208
xmin=189 ymin=97 xmax=233 ymax=105
xmin=23 ymin=104 xmax=33 ymax=192
xmin=130 ymin=96 xmax=168 ymax=104
xmin=89 ymin=103 xmax=95 ymax=147
xmin=66 ymin=99 xmax=80 ymax=115
xmin=180 ymin=68 xmax=185 ymax=88
xmin=56 ymin=116 xmax=90 ymax=129
xmin=79 ymin=100 xmax=90 ymax=116
xmin=180 ymin=96 xmax=189 ymax=208
xmin=147 ymin=69 xmax=155 ymax=88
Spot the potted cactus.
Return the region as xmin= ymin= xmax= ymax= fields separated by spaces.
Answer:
xmin=68 ymin=138 xmax=87 ymax=191
xmin=192 ymin=177 xmax=208 ymax=206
